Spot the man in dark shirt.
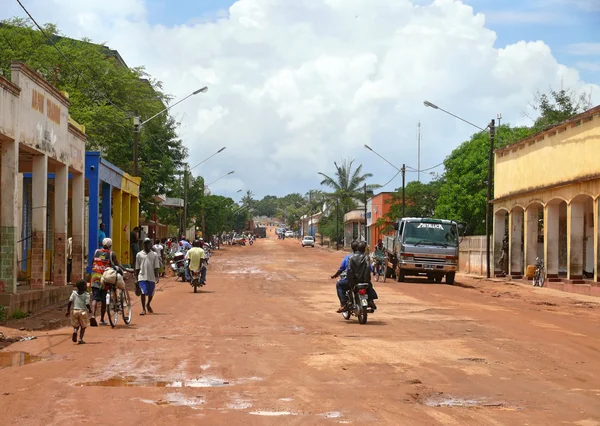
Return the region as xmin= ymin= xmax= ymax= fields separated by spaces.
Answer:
xmin=348 ymin=241 xmax=378 ymax=310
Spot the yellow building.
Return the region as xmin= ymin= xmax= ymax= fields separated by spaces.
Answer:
xmin=493 ymin=105 xmax=600 ymax=288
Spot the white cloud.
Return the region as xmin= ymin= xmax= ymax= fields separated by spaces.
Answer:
xmin=576 ymin=61 xmax=600 ymax=72
xmin=3 ymin=0 xmax=598 ymax=198
xmin=565 ymin=43 xmax=600 ymax=56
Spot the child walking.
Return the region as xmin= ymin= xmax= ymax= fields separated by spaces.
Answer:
xmin=66 ymin=280 xmax=91 ymax=344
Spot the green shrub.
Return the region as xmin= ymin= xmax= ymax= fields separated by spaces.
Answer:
xmin=10 ymin=309 xmax=29 ymax=320
xmin=0 ymin=305 xmax=6 ymax=323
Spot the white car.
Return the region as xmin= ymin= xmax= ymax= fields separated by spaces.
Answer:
xmin=302 ymin=236 xmax=315 ymax=247
xmin=285 ymin=230 xmax=294 ymax=238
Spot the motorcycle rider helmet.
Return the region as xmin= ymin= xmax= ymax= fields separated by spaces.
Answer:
xmin=102 ymin=238 xmax=113 ymax=248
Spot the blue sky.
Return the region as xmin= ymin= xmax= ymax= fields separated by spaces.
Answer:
xmin=144 ymin=0 xmax=600 ymax=83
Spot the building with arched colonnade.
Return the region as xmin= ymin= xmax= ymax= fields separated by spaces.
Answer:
xmin=492 ymin=105 xmax=600 ymax=291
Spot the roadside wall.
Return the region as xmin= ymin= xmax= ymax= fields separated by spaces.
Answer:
xmin=459 ymin=236 xmax=488 ymax=276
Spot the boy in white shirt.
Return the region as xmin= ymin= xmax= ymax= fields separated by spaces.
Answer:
xmin=66 ymin=280 xmax=91 ymax=344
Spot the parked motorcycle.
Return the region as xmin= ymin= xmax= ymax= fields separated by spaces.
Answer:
xmin=170 ymin=252 xmax=187 ymax=281
xmin=341 ymin=282 xmax=372 ymax=324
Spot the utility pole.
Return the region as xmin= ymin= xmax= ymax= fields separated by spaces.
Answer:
xmin=401 ymin=164 xmax=406 ymax=218
xmin=183 ymin=164 xmax=188 ymax=238
xmin=417 ymin=121 xmax=421 ymax=183
xmin=364 ymin=183 xmax=368 ymax=243
xmin=336 ymin=199 xmax=339 ymax=251
xmin=486 ymin=119 xmax=496 ymax=279
xmin=133 ymin=112 xmax=140 ymax=176
xmin=201 ymin=181 xmax=206 ymax=239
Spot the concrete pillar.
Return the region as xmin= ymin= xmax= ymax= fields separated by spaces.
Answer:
xmin=568 ymin=201 xmax=585 ymax=280
xmin=524 ymin=206 xmax=539 ymax=270
xmin=131 ymin=195 xmax=139 ymax=234
xmin=88 ymin=178 xmax=99 ymax=274
xmin=493 ymin=211 xmax=506 ymax=274
xmin=53 ymin=164 xmax=68 ymax=286
xmin=112 ymin=188 xmax=122 ymax=264
xmin=545 ymin=204 xmax=560 ymax=277
xmin=30 ymin=155 xmax=48 ymax=290
xmin=595 ymin=198 xmax=599 ymax=283
xmin=71 ymin=172 xmax=85 ymax=283
xmin=0 ymin=140 xmax=19 ymax=294
xmin=122 ymin=192 xmax=131 ymax=264
xmin=509 ymin=209 xmax=524 ymax=276
xmin=101 ymin=182 xmax=112 ymax=237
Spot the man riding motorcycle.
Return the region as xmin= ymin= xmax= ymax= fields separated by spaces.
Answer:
xmin=349 ymin=242 xmax=378 ymax=311
xmin=185 ymin=239 xmax=207 ymax=285
xmin=331 ymin=240 xmax=359 ymax=313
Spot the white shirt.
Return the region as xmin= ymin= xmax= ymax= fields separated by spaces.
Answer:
xmin=69 ymin=290 xmax=89 ymax=311
xmin=136 ymin=250 xmax=161 ymax=282
xmin=153 ymin=244 xmax=163 ymax=257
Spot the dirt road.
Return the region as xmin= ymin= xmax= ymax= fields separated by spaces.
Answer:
xmin=2 ymin=228 xmax=600 ymax=425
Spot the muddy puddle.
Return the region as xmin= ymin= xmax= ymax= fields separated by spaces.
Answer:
xmin=139 ymin=393 xmax=206 ymax=408
xmin=0 ymin=351 xmax=42 ymax=369
xmin=424 ymin=396 xmax=508 ymax=409
xmin=77 ymin=375 xmax=231 ymax=388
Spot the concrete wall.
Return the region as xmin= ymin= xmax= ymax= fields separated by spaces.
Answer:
xmin=459 ymin=235 xmax=488 ymax=276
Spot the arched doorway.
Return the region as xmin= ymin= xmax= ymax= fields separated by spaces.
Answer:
xmin=545 ymin=199 xmax=567 ymax=280
xmin=524 ymin=202 xmax=544 ymax=270
xmin=509 ymin=206 xmax=525 ymax=277
xmin=493 ymin=208 xmax=509 ymax=276
xmin=569 ymin=194 xmax=595 ymax=281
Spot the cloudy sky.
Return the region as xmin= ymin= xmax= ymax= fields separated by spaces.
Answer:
xmin=3 ymin=0 xmax=599 ymax=200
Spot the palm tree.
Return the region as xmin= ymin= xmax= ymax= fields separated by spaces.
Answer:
xmin=241 ymin=190 xmax=255 ymax=211
xmin=318 ymin=159 xmax=377 ymax=213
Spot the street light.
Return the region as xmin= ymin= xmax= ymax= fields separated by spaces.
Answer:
xmin=424 ymin=100 xmax=496 ymax=279
xmin=363 ymin=145 xmax=407 ymax=218
xmin=133 ymin=86 xmax=208 ymax=176
xmin=206 ymin=171 xmax=235 ymax=188
xmin=183 ymin=146 xmax=227 ymax=233
xmin=189 ymin=146 xmax=226 ymax=172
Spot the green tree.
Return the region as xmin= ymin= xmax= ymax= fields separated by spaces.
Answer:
xmin=529 ymin=88 xmax=592 ymax=131
xmin=0 ymin=18 xmax=187 ymax=215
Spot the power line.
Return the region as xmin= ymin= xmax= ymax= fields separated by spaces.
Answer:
xmin=15 ymin=0 xmax=128 ymax=115
xmin=406 ymin=161 xmax=445 ymax=173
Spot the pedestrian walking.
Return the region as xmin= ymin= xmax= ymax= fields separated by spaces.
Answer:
xmin=136 ymin=238 xmax=161 ymax=316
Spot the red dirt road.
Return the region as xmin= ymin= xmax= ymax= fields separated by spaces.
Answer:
xmin=2 ymin=228 xmax=600 ymax=425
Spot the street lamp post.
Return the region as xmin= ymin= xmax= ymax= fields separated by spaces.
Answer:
xmin=203 ymin=171 xmax=235 ymax=238
xmin=424 ymin=100 xmax=496 ymax=279
xmin=132 ymin=86 xmax=208 ymax=176
xmin=182 ymin=146 xmax=226 ymax=237
xmin=364 ymin=145 xmax=408 ymax=218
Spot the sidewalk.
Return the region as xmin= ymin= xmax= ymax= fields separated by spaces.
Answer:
xmin=459 ymin=273 xmax=600 ymax=304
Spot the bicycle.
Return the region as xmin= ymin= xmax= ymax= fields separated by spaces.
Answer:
xmin=105 ymin=267 xmax=133 ymax=327
xmin=373 ymin=257 xmax=387 ymax=283
xmin=532 ymin=257 xmax=545 ymax=287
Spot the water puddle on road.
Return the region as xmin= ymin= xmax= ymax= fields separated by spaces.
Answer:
xmin=77 ymin=375 xmax=231 ymax=388
xmin=424 ymin=396 xmax=507 ymax=408
xmin=0 ymin=352 xmax=42 ymax=369
xmin=139 ymin=393 xmax=206 ymax=408
xmin=249 ymin=411 xmax=297 ymax=416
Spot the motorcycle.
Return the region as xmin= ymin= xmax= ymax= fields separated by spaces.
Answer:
xmin=249 ymin=238 xmax=254 ymax=246
xmin=341 ymin=282 xmax=372 ymax=324
xmin=170 ymin=252 xmax=187 ymax=281
xmin=189 ymin=264 xmax=205 ymax=293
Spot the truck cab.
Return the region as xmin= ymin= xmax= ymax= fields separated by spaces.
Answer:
xmin=386 ymin=217 xmax=460 ymax=284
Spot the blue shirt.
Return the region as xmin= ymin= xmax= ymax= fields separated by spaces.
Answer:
xmin=339 ymin=254 xmax=352 ymax=272
xmin=180 ymin=240 xmax=192 ymax=250
xmin=98 ymin=230 xmax=106 ymax=247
